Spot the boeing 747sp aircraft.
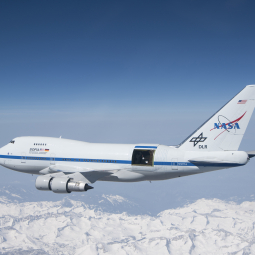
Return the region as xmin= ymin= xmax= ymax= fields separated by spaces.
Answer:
xmin=0 ymin=85 xmax=255 ymax=193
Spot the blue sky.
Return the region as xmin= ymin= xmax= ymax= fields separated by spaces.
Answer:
xmin=1 ymin=0 xmax=255 ymax=144
xmin=0 ymin=1 xmax=255 ymax=208
xmin=1 ymin=0 xmax=255 ymax=114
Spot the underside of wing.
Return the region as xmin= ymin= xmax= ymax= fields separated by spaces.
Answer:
xmin=35 ymin=165 xmax=118 ymax=194
xmin=39 ymin=164 xmax=118 ymax=183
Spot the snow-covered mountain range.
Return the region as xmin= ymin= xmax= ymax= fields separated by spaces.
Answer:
xmin=0 ymin=196 xmax=254 ymax=255
xmin=0 ymin=168 xmax=255 ymax=254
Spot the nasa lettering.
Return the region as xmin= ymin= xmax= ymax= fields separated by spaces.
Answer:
xmin=214 ymin=123 xmax=240 ymax=129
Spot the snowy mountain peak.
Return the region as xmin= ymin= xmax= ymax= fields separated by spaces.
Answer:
xmin=0 ymin=198 xmax=254 ymax=254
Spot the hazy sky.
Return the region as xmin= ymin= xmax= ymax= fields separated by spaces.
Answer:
xmin=0 ymin=1 xmax=255 ymax=209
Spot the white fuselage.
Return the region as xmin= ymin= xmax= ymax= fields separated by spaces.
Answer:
xmin=0 ymin=136 xmax=249 ymax=182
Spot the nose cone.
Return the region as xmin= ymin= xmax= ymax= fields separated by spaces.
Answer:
xmin=0 ymin=143 xmax=10 ymax=166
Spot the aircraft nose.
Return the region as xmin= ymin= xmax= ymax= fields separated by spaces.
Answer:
xmin=0 ymin=147 xmax=6 ymax=165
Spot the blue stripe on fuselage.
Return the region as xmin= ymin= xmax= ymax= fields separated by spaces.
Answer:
xmin=0 ymin=155 xmax=243 ymax=167
xmin=135 ymin=146 xmax=158 ymax=149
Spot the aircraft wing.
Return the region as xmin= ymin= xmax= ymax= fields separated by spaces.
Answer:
xmin=39 ymin=165 xmax=118 ymax=183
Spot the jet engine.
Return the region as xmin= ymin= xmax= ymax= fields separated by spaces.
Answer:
xmin=35 ymin=175 xmax=93 ymax=193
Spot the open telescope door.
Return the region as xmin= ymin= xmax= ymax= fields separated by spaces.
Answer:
xmin=131 ymin=146 xmax=157 ymax=167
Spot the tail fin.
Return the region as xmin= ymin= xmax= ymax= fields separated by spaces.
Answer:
xmin=178 ymin=85 xmax=255 ymax=151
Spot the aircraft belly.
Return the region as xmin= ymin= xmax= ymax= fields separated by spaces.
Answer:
xmin=100 ymin=170 xmax=180 ymax=182
xmin=3 ymin=159 xmax=48 ymax=174
xmin=3 ymin=164 xmax=43 ymax=174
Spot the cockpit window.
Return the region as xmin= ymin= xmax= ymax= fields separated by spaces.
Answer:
xmin=9 ymin=140 xmax=15 ymax=144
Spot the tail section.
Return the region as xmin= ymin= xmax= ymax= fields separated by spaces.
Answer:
xmin=178 ymin=85 xmax=255 ymax=151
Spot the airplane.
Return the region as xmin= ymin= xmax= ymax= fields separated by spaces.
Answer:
xmin=0 ymin=85 xmax=255 ymax=194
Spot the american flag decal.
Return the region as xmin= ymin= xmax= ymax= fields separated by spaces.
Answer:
xmin=238 ymin=100 xmax=247 ymax=104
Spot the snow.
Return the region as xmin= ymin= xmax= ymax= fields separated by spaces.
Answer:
xmin=102 ymin=194 xmax=130 ymax=205
xmin=0 ymin=198 xmax=254 ymax=254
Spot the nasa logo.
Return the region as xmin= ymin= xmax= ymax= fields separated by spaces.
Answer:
xmin=214 ymin=123 xmax=240 ymax=129
xmin=210 ymin=112 xmax=246 ymax=140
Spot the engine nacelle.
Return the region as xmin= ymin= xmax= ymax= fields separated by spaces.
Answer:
xmin=35 ymin=176 xmax=94 ymax=193
xmin=51 ymin=177 xmax=71 ymax=193
xmin=35 ymin=175 xmax=54 ymax=191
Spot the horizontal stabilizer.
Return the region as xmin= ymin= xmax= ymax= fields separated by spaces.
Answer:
xmin=247 ymin=151 xmax=255 ymax=158
xmin=189 ymin=159 xmax=241 ymax=167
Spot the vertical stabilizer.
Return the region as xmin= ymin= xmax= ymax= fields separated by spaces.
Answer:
xmin=178 ymin=85 xmax=255 ymax=151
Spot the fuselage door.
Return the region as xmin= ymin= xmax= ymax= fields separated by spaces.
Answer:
xmin=21 ymin=153 xmax=26 ymax=163
xmin=171 ymin=158 xmax=178 ymax=170
xmin=50 ymin=153 xmax=56 ymax=165
xmin=132 ymin=149 xmax=156 ymax=167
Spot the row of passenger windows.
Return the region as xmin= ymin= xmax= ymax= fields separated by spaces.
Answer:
xmin=25 ymin=157 xmax=116 ymax=163
xmin=34 ymin=143 xmax=47 ymax=146
xmin=27 ymin=157 xmax=47 ymax=160
xmin=62 ymin=158 xmax=116 ymax=163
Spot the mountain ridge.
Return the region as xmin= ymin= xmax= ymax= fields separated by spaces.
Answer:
xmin=0 ymin=197 xmax=254 ymax=254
